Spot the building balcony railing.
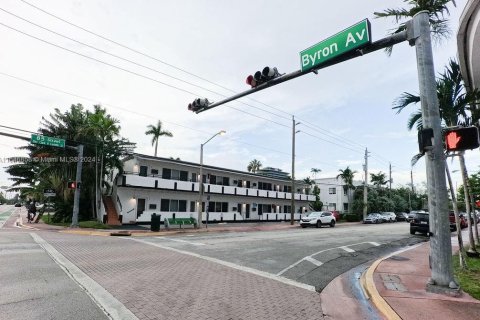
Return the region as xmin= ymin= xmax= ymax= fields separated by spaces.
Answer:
xmin=120 ymin=173 xmax=315 ymax=201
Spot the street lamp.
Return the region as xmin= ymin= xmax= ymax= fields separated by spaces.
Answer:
xmin=197 ymin=130 xmax=226 ymax=228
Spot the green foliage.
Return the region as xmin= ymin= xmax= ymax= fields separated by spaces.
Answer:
xmin=247 ymin=159 xmax=262 ymax=173
xmin=6 ymin=104 xmax=135 ymax=222
xmin=345 ymin=213 xmax=361 ymax=222
xmin=309 ymin=185 xmax=323 ymax=211
xmin=453 ymin=250 xmax=480 ymax=300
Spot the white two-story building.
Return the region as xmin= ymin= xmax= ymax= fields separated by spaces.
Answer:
xmin=108 ymin=154 xmax=314 ymax=224
xmin=314 ymin=177 xmax=364 ymax=213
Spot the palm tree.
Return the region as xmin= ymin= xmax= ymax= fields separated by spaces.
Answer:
xmin=311 ymin=168 xmax=321 ymax=179
xmin=303 ymin=177 xmax=315 ymax=195
xmin=337 ymin=167 xmax=357 ymax=214
xmin=247 ymin=159 xmax=262 ymax=173
xmin=374 ymin=0 xmax=457 ymax=55
xmin=145 ymin=120 xmax=173 ymax=157
xmin=370 ymin=172 xmax=389 ymax=189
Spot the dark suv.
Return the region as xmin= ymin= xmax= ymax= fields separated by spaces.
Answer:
xmin=410 ymin=211 xmax=429 ymax=235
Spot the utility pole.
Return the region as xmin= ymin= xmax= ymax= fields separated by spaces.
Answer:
xmin=71 ymin=144 xmax=83 ymax=227
xmin=363 ymin=148 xmax=369 ymax=221
xmin=410 ymin=169 xmax=415 ymax=194
xmin=389 ymin=163 xmax=392 ymax=193
xmin=409 ymin=11 xmax=456 ymax=290
xmin=291 ymin=116 xmax=296 ymax=225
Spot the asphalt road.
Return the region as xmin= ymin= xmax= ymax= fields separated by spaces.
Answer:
xmin=137 ymin=222 xmax=428 ymax=291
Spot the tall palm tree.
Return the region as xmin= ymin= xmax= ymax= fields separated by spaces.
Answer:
xmin=311 ymin=168 xmax=321 ymax=179
xmin=303 ymin=177 xmax=315 ymax=195
xmin=370 ymin=172 xmax=389 ymax=189
xmin=145 ymin=120 xmax=173 ymax=157
xmin=374 ymin=0 xmax=457 ymax=55
xmin=337 ymin=167 xmax=357 ymax=214
xmin=247 ymin=159 xmax=262 ymax=173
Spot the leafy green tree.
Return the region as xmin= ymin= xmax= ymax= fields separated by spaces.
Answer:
xmin=374 ymin=0 xmax=457 ymax=55
xmin=309 ymin=185 xmax=323 ymax=211
xmin=247 ymin=159 xmax=262 ymax=173
xmin=6 ymin=104 xmax=134 ymax=222
xmin=145 ymin=120 xmax=173 ymax=157
xmin=311 ymin=168 xmax=321 ymax=179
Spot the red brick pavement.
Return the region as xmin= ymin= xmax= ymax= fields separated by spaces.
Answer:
xmin=40 ymin=232 xmax=325 ymax=320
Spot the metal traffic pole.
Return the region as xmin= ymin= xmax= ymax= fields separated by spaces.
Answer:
xmin=71 ymin=144 xmax=83 ymax=227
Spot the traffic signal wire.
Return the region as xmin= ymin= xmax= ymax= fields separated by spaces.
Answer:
xmin=3 ymin=5 xmax=402 ymax=170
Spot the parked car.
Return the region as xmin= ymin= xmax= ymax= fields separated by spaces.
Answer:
xmin=449 ymin=211 xmax=467 ymax=231
xmin=363 ymin=213 xmax=381 ymax=224
xmin=380 ymin=212 xmax=396 ymax=222
xmin=395 ymin=212 xmax=408 ymax=222
xmin=330 ymin=211 xmax=340 ymax=221
xmin=410 ymin=211 xmax=430 ymax=235
xmin=300 ymin=211 xmax=336 ymax=228
xmin=14 ymin=203 xmax=22 ymax=207
xmin=407 ymin=210 xmax=426 ymax=222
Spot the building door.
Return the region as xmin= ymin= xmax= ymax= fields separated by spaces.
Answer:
xmin=258 ymin=204 xmax=263 ymax=217
xmin=139 ymin=166 xmax=148 ymax=177
xmin=137 ymin=198 xmax=146 ymax=218
xmin=246 ymin=204 xmax=250 ymax=219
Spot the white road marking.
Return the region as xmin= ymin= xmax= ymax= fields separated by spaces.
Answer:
xmin=277 ymin=241 xmax=382 ymax=276
xmin=128 ymin=237 xmax=316 ymax=292
xmin=369 ymin=242 xmax=381 ymax=246
xmin=155 ymin=237 xmax=206 ymax=246
xmin=304 ymin=256 xmax=323 ymax=267
xmin=30 ymin=233 xmax=138 ymax=320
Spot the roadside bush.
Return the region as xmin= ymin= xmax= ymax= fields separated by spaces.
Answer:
xmin=345 ymin=213 xmax=361 ymax=222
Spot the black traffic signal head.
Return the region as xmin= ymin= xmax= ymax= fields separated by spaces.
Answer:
xmin=444 ymin=126 xmax=480 ymax=152
xmin=188 ymin=98 xmax=210 ymax=112
xmin=246 ymin=66 xmax=281 ymax=88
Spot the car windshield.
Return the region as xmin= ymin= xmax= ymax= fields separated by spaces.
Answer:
xmin=308 ymin=212 xmax=322 ymax=217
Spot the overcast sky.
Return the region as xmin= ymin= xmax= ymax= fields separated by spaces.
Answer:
xmin=0 ymin=0 xmax=476 ymax=196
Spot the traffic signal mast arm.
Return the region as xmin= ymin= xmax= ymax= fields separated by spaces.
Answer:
xmin=195 ymin=29 xmax=408 ymax=113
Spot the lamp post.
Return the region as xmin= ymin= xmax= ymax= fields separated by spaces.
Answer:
xmin=197 ymin=130 xmax=226 ymax=228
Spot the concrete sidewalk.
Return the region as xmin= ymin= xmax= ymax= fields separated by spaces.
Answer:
xmin=364 ymin=232 xmax=480 ymax=320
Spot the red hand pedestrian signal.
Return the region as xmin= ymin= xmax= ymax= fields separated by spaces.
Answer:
xmin=444 ymin=127 xmax=479 ymax=151
xmin=446 ymin=131 xmax=461 ymax=149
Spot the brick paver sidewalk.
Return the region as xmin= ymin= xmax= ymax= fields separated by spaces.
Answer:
xmin=40 ymin=232 xmax=324 ymax=320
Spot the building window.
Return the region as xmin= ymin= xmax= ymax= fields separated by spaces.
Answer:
xmin=151 ymin=169 xmax=159 ymax=176
xmin=283 ymin=205 xmax=291 ymax=213
xmin=329 ymin=188 xmax=336 ymax=194
xmin=283 ymin=185 xmax=292 ymax=193
xmin=148 ymin=204 xmax=157 ymax=210
xmin=343 ymin=203 xmax=348 ymax=211
xmin=190 ymin=201 xmax=195 ymax=212
xmin=258 ymin=182 xmax=272 ymax=191
xmin=162 ymin=168 xmax=188 ymax=181
xmin=208 ymin=201 xmax=229 ymax=212
xmin=160 ymin=199 xmax=187 ymax=212
xmin=343 ymin=188 xmax=348 ymax=196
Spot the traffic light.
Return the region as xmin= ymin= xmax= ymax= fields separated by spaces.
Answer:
xmin=188 ymin=98 xmax=210 ymax=112
xmin=246 ymin=66 xmax=281 ymax=88
xmin=444 ymin=127 xmax=480 ymax=152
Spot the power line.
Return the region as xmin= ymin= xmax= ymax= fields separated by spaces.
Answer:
xmin=9 ymin=2 xmax=404 ymax=169
xmin=0 ymin=72 xmax=291 ymax=155
xmin=16 ymin=0 xmax=378 ymax=152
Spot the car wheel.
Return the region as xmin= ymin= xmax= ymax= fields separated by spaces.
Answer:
xmin=410 ymin=229 xmax=415 ymax=235
xmin=301 ymin=225 xmax=307 ymax=228
xmin=316 ymin=221 xmax=321 ymax=228
xmin=330 ymin=220 xmax=335 ymax=228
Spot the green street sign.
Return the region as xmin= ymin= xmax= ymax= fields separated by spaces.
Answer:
xmin=300 ymin=19 xmax=371 ymax=72
xmin=31 ymin=134 xmax=65 ymax=148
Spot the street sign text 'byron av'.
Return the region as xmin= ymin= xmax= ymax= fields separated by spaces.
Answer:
xmin=300 ymin=19 xmax=371 ymax=72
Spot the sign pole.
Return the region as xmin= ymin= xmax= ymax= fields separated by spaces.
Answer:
xmin=71 ymin=144 xmax=83 ymax=227
xmin=410 ymin=11 xmax=456 ymax=291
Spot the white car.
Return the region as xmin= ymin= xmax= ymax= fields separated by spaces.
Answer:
xmin=380 ymin=212 xmax=396 ymax=222
xmin=300 ymin=211 xmax=336 ymax=228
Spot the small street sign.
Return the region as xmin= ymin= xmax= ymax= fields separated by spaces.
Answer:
xmin=31 ymin=134 xmax=65 ymax=148
xmin=300 ymin=19 xmax=371 ymax=72
xmin=43 ymin=188 xmax=56 ymax=197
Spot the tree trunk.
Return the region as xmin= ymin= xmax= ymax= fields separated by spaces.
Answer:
xmin=467 ymin=178 xmax=480 ymax=246
xmin=445 ymin=161 xmax=467 ymax=269
xmin=459 ymin=152 xmax=477 ymax=253
xmin=154 ymin=139 xmax=158 ymax=157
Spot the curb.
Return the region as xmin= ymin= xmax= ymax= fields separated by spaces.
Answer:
xmin=362 ymin=243 xmax=424 ymax=320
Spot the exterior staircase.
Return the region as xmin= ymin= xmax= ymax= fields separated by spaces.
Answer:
xmin=103 ymin=196 xmax=121 ymax=226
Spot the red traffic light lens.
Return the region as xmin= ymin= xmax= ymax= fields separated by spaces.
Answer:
xmin=246 ymin=75 xmax=256 ymax=87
